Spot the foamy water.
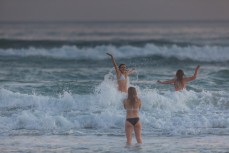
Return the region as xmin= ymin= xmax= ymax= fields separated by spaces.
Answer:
xmin=0 ymin=21 xmax=229 ymax=152
xmin=1 ymin=75 xmax=229 ymax=137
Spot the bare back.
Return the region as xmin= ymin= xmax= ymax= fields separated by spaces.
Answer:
xmin=124 ymin=99 xmax=141 ymax=119
xmin=174 ymin=80 xmax=186 ymax=91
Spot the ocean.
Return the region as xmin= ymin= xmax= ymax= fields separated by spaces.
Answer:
xmin=0 ymin=21 xmax=229 ymax=153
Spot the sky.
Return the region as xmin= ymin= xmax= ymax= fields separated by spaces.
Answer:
xmin=0 ymin=0 xmax=229 ymax=22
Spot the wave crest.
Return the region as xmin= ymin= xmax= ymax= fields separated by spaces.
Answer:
xmin=0 ymin=44 xmax=229 ymax=62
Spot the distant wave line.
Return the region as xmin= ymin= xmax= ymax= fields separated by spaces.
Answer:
xmin=0 ymin=38 xmax=199 ymax=49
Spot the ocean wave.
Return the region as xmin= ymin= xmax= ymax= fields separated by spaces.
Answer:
xmin=0 ymin=78 xmax=229 ymax=136
xmin=0 ymin=38 xmax=194 ymax=49
xmin=0 ymin=44 xmax=229 ymax=62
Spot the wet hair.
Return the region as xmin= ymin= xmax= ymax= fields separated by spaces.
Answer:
xmin=127 ymin=87 xmax=138 ymax=106
xmin=176 ymin=69 xmax=184 ymax=83
xmin=119 ymin=64 xmax=126 ymax=69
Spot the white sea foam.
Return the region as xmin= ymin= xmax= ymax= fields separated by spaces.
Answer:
xmin=0 ymin=44 xmax=229 ymax=62
xmin=0 ymin=73 xmax=229 ymax=136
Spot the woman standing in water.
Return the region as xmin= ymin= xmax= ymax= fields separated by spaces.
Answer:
xmin=106 ymin=53 xmax=135 ymax=93
xmin=123 ymin=87 xmax=142 ymax=145
xmin=157 ymin=65 xmax=200 ymax=91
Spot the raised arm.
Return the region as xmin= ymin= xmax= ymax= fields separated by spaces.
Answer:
xmin=157 ymin=79 xmax=175 ymax=84
xmin=106 ymin=53 xmax=119 ymax=75
xmin=184 ymin=65 xmax=200 ymax=82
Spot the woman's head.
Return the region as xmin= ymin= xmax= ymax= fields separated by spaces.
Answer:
xmin=176 ymin=69 xmax=184 ymax=81
xmin=119 ymin=64 xmax=126 ymax=73
xmin=128 ymin=87 xmax=137 ymax=104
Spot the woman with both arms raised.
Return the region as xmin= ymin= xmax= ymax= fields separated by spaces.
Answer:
xmin=157 ymin=65 xmax=200 ymax=91
xmin=106 ymin=53 xmax=135 ymax=93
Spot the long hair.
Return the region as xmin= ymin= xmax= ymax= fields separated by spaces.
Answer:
xmin=176 ymin=69 xmax=184 ymax=84
xmin=127 ymin=87 xmax=138 ymax=106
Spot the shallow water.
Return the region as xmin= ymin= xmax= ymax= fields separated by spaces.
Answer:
xmin=1 ymin=135 xmax=229 ymax=153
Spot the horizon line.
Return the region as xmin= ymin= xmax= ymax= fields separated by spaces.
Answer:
xmin=1 ymin=19 xmax=229 ymax=23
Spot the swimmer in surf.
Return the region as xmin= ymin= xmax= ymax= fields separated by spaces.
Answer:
xmin=157 ymin=65 xmax=200 ymax=91
xmin=106 ymin=53 xmax=135 ymax=93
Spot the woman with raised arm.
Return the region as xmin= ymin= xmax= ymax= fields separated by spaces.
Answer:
xmin=157 ymin=65 xmax=200 ymax=91
xmin=123 ymin=87 xmax=142 ymax=145
xmin=106 ymin=53 xmax=135 ymax=93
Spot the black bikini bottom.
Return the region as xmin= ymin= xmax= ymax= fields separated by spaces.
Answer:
xmin=126 ymin=117 xmax=139 ymax=126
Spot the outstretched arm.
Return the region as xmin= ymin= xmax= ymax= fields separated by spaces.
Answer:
xmin=157 ymin=79 xmax=175 ymax=84
xmin=127 ymin=68 xmax=136 ymax=75
xmin=184 ymin=65 xmax=200 ymax=82
xmin=106 ymin=53 xmax=119 ymax=75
